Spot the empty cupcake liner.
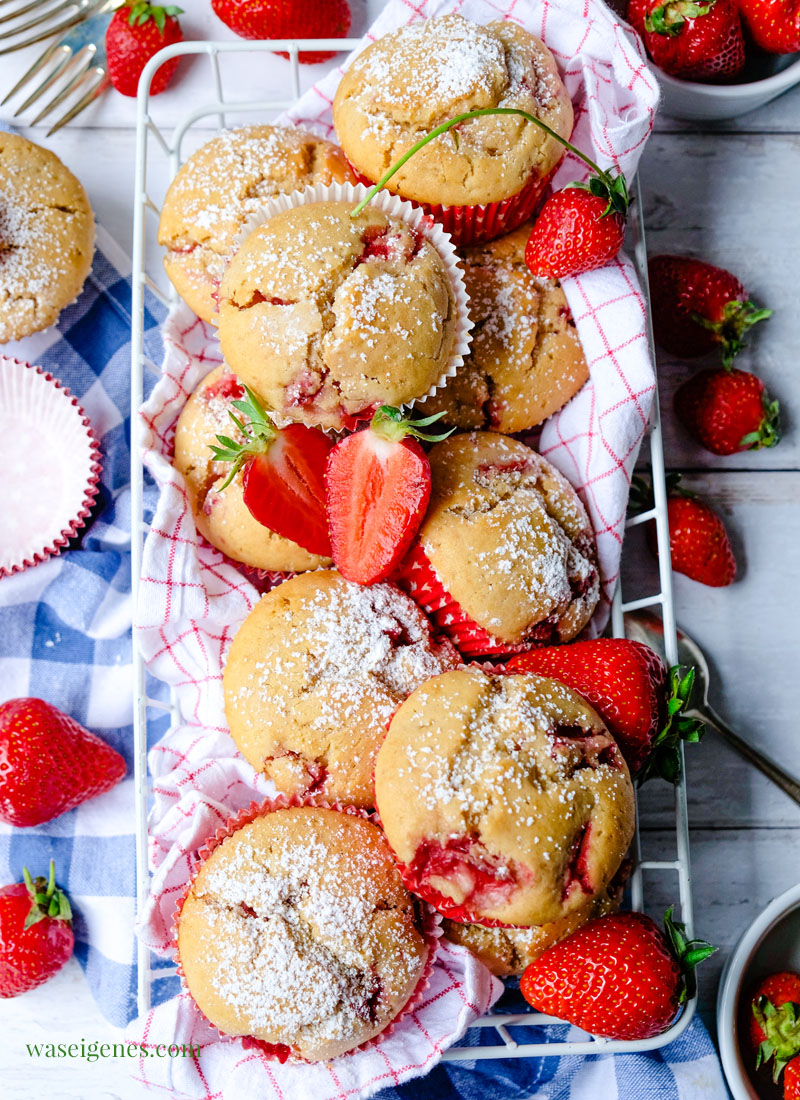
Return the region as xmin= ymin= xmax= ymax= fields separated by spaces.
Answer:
xmin=171 ymin=792 xmax=440 ymax=1066
xmin=392 ymin=541 xmax=535 ymax=659
xmin=346 ymin=161 xmax=557 ymax=247
xmin=230 ymin=181 xmax=473 ymax=420
xmin=0 ymin=357 xmax=101 ymax=578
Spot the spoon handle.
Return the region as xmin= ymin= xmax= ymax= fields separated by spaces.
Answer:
xmin=688 ymin=706 xmax=800 ymax=807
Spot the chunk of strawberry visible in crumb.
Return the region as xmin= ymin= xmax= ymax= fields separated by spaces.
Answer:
xmin=106 ymin=2 xmax=184 ymax=98
xmin=325 ymin=406 xmax=451 ymax=586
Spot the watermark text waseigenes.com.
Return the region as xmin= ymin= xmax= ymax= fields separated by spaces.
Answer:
xmin=26 ymin=1040 xmax=199 ymax=1062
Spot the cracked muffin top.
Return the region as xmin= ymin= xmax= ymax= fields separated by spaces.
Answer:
xmin=173 ymin=364 xmax=330 ymax=574
xmin=416 ymin=432 xmax=599 ymax=646
xmin=374 ymin=667 xmax=635 ymax=927
xmin=0 ymin=133 xmax=94 ymax=344
xmin=217 ymin=200 xmax=460 ymax=431
xmin=158 ymin=125 xmax=355 ymax=323
xmin=332 ymin=15 xmax=573 ymax=208
xmin=417 ymin=224 xmax=589 ymax=433
xmin=177 ymin=806 xmax=429 ymax=1061
xmin=222 ymin=570 xmax=460 ymax=808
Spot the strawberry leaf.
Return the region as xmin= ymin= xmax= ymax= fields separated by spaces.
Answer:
xmin=22 ymin=861 xmax=72 ymax=929
xmin=209 ymin=385 xmax=277 ymax=491
xmin=663 ymin=906 xmax=716 ymax=1003
xmin=752 ymin=996 xmax=800 ymax=1081
xmin=644 ymin=0 xmax=716 ymax=36
xmin=371 ymin=405 xmax=455 ymax=444
xmin=636 ymin=664 xmax=705 ymax=786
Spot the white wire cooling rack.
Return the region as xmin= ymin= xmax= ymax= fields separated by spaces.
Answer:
xmin=129 ymin=38 xmax=694 ymax=1061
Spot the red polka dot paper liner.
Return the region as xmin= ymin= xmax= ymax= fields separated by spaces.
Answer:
xmin=0 ymin=357 xmax=101 ymax=578
xmin=346 ymin=159 xmax=558 ymax=247
xmin=170 ymin=793 xmax=441 ymax=1066
xmin=392 ymin=540 xmax=536 ymax=659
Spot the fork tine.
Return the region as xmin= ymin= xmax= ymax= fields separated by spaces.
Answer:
xmin=0 ymin=0 xmax=57 ymax=27
xmin=28 ymin=45 xmax=94 ymax=123
xmin=0 ymin=0 xmax=84 ymax=41
xmin=0 ymin=8 xmax=90 ymax=53
xmin=0 ymin=35 xmax=61 ymax=102
xmin=13 ymin=45 xmax=73 ymax=114
xmin=47 ymin=68 xmax=107 ymax=135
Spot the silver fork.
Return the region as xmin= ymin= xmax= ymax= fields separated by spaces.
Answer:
xmin=1 ymin=0 xmax=116 ymax=134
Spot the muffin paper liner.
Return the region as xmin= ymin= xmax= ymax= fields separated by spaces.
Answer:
xmin=0 ymin=357 xmax=101 ymax=578
xmin=392 ymin=540 xmax=535 ymax=659
xmin=347 ymin=161 xmax=558 ymax=247
xmin=231 ymin=181 xmax=473 ymax=422
xmin=172 ymin=792 xmax=441 ymax=1066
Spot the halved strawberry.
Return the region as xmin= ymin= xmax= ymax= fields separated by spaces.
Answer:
xmin=324 ymin=406 xmax=451 ymax=586
xmin=210 ymin=386 xmax=332 ymax=556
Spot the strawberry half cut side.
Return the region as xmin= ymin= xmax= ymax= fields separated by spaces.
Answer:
xmin=209 ymin=385 xmax=332 ymax=556
xmin=325 ymin=406 xmax=452 ymax=586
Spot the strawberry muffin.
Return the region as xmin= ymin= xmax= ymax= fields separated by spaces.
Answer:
xmin=443 ymin=881 xmax=622 ymax=978
xmin=395 ymin=432 xmax=599 ymax=657
xmin=158 ymin=125 xmax=354 ymax=323
xmin=418 ymin=224 xmax=588 ymax=432
xmin=217 ymin=200 xmax=461 ymax=431
xmin=223 ymin=570 xmax=460 ymax=808
xmin=1 ymin=134 xmax=94 ymax=343
xmin=173 ymin=365 xmax=330 ymax=573
xmin=332 ymin=14 xmax=573 ymax=244
xmin=374 ymin=668 xmax=634 ymax=928
xmin=177 ymin=805 xmax=430 ymax=1061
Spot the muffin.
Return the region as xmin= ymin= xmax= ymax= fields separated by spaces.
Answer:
xmin=0 ymin=134 xmax=93 ymax=343
xmin=173 ymin=364 xmax=330 ymax=573
xmin=217 ymin=200 xmax=461 ymax=431
xmin=394 ymin=432 xmax=599 ymax=657
xmin=158 ymin=125 xmax=355 ymax=323
xmin=223 ymin=570 xmax=460 ymax=808
xmin=177 ymin=805 xmax=430 ymax=1061
xmin=374 ymin=668 xmax=635 ymax=928
xmin=332 ymin=15 xmax=574 ymax=244
xmin=443 ymin=882 xmax=622 ymax=978
xmin=417 ymin=224 xmax=588 ymax=433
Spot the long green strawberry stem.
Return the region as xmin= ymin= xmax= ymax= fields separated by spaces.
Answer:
xmin=350 ymin=107 xmax=624 ymax=217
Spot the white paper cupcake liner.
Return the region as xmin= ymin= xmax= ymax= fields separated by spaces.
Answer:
xmin=0 ymin=357 xmax=101 ymax=578
xmin=232 ymin=181 xmax=473 ymax=413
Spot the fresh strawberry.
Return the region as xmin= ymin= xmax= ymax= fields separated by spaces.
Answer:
xmin=648 ymin=255 xmax=772 ymax=365
xmin=0 ymin=862 xmax=74 ymax=997
xmin=630 ymin=475 xmax=737 ymax=587
xmin=749 ymin=973 xmax=800 ymax=1064
xmin=674 ymin=367 xmax=780 ymax=455
xmin=0 ymin=698 xmax=126 ymax=828
xmin=325 ymin=407 xmax=450 ymax=586
xmin=211 ymin=0 xmax=351 ymax=63
xmin=105 ymin=2 xmax=184 ymax=98
xmin=627 ymin=0 xmax=745 ymax=81
xmin=210 ymin=385 xmax=332 ymax=557
xmin=524 ymin=179 xmax=629 ymax=280
xmin=739 ymin=0 xmax=800 ymax=53
xmin=786 ymin=1058 xmax=800 ymax=1099
xmin=521 ymin=907 xmax=715 ymax=1040
xmin=507 ymin=640 xmax=704 ymax=781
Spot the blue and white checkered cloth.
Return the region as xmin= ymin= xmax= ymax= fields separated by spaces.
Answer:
xmin=0 ymin=221 xmax=731 ymax=1097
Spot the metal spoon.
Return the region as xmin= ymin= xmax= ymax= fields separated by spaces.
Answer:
xmin=624 ymin=609 xmax=800 ymax=807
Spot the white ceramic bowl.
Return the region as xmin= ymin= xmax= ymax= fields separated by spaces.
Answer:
xmin=658 ymin=53 xmax=800 ymax=120
xmin=717 ymin=882 xmax=800 ymax=1100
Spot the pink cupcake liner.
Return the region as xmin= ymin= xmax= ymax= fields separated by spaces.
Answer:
xmin=347 ymin=162 xmax=557 ymax=247
xmin=171 ymin=792 xmax=440 ymax=1066
xmin=392 ymin=541 xmax=535 ymax=659
xmin=0 ymin=357 xmax=101 ymax=578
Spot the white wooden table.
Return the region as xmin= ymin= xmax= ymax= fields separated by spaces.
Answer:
xmin=1 ymin=2 xmax=799 ymax=1095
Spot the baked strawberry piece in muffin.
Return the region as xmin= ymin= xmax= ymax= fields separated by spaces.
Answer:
xmin=374 ymin=667 xmax=635 ymax=927
xmin=394 ymin=432 xmax=599 ymax=657
xmin=223 ymin=570 xmax=460 ymax=808
xmin=177 ymin=805 xmax=429 ymax=1061
xmin=217 ymin=200 xmax=462 ymax=431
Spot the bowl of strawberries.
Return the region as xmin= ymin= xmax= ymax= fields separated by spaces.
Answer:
xmin=626 ymin=0 xmax=800 ymax=120
xmin=717 ymin=881 xmax=800 ymax=1099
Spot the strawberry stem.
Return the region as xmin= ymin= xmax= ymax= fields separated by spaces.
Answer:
xmin=209 ymin=385 xmax=277 ymax=491
xmin=663 ymin=906 xmax=716 ymax=1003
xmin=350 ymin=108 xmax=628 ymax=219
xmin=740 ymin=394 xmax=780 ymax=451
xmin=690 ymin=300 xmax=773 ymax=368
xmin=370 ymin=405 xmax=454 ymax=445
xmin=644 ymin=0 xmax=716 ymax=36
xmin=636 ymin=665 xmax=705 ymax=785
xmin=753 ymin=997 xmax=800 ymax=1081
xmin=22 ymin=860 xmax=72 ymax=929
